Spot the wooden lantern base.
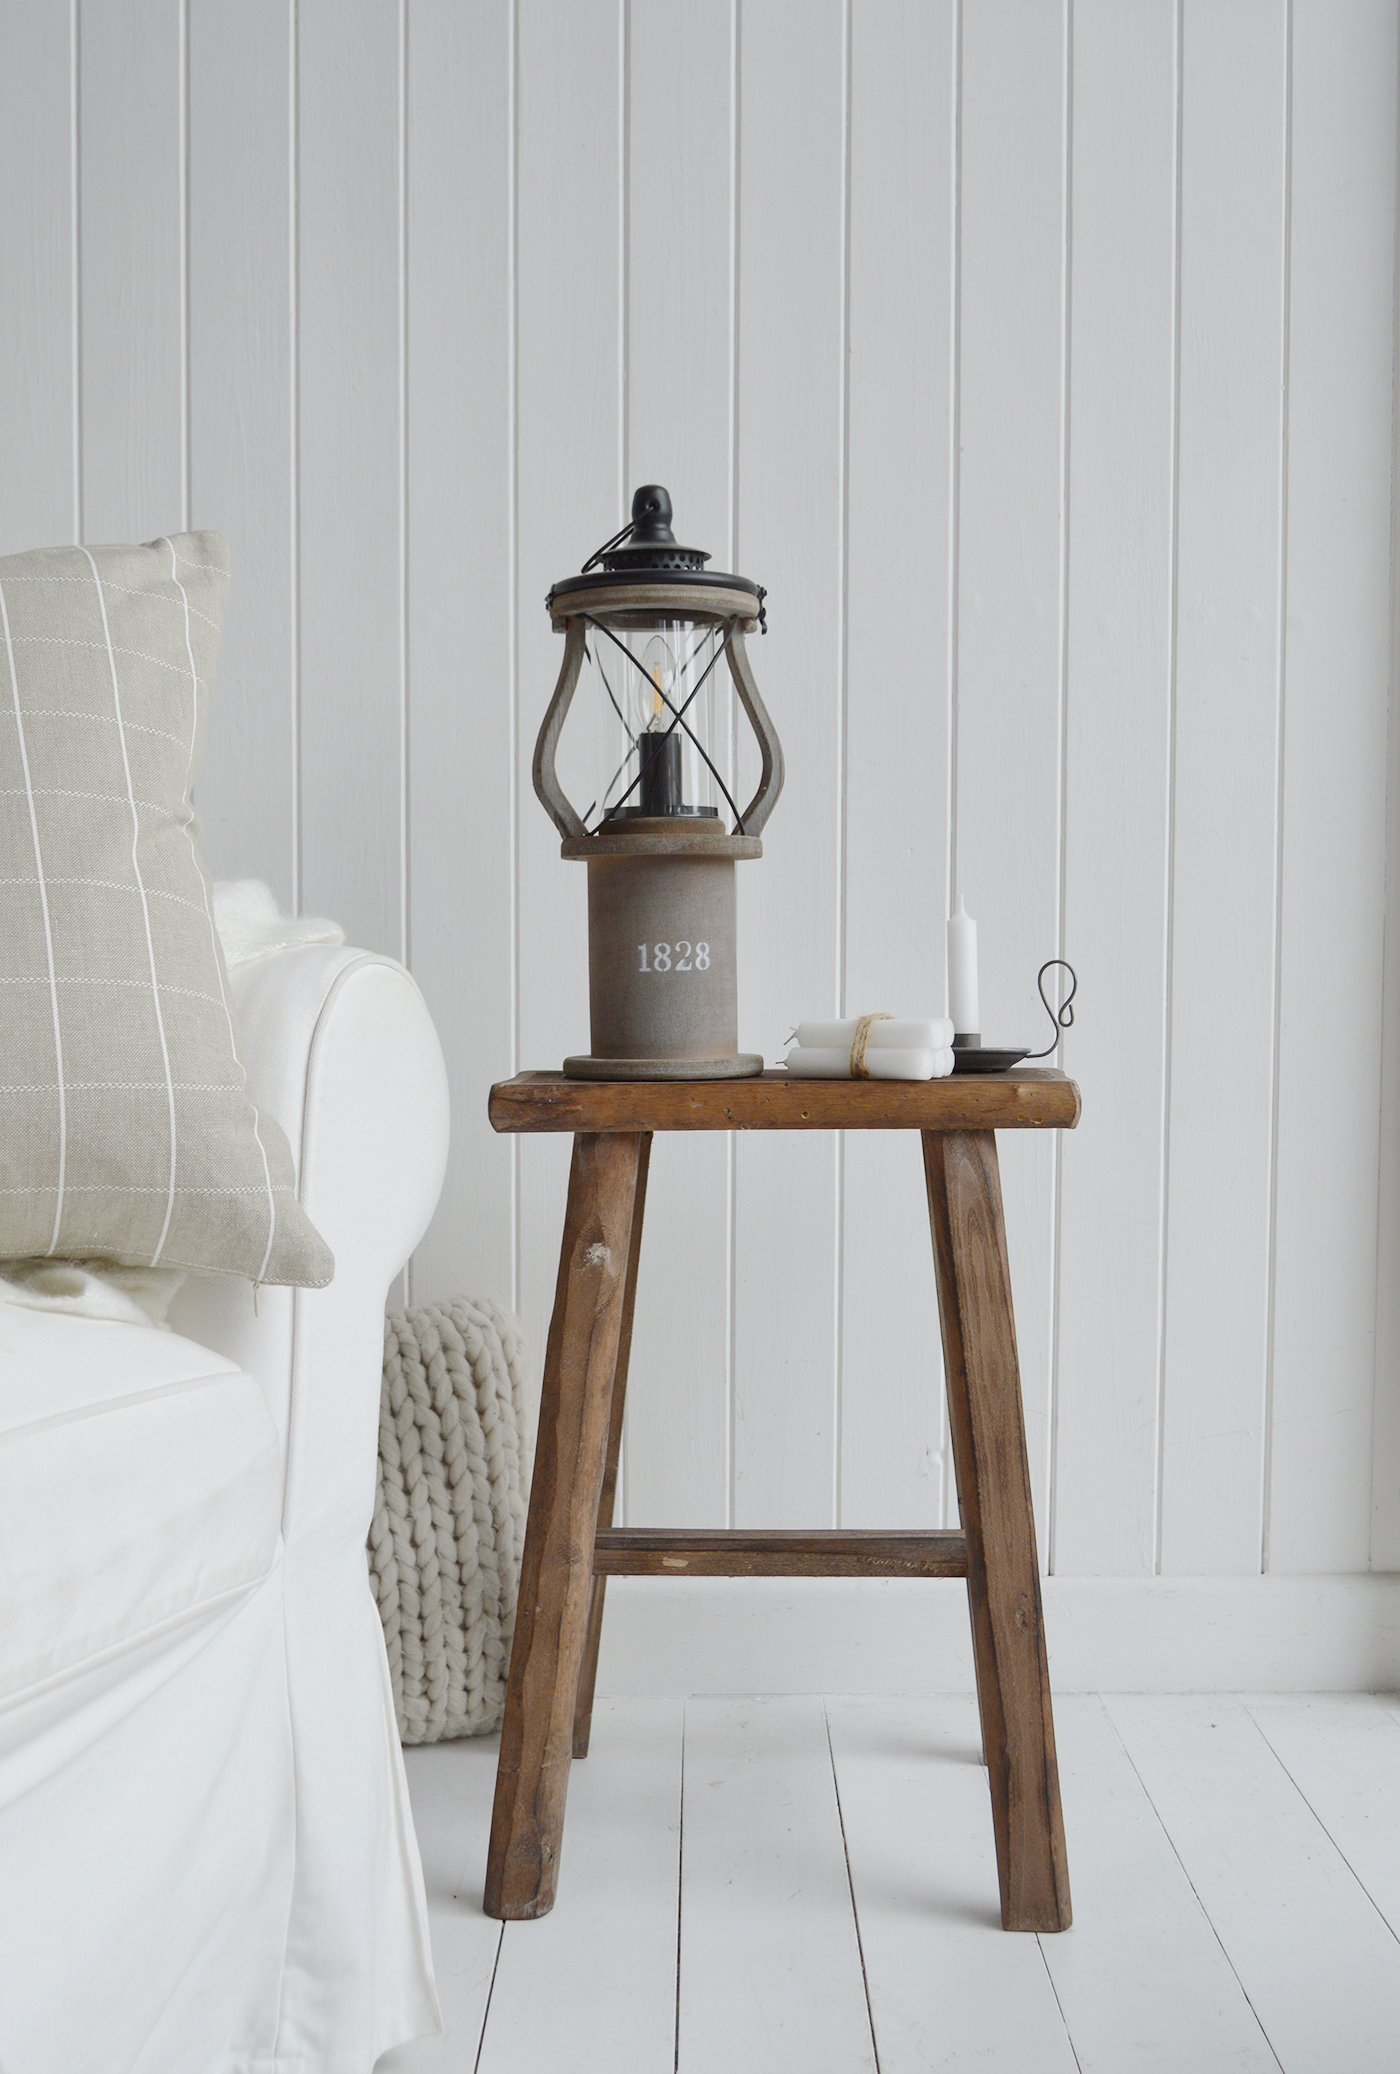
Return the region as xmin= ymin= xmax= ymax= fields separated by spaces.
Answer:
xmin=562 ymin=1050 xmax=764 ymax=1081
xmin=561 ymin=818 xmax=763 ymax=1084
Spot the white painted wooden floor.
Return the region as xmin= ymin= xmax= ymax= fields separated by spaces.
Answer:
xmin=377 ymin=1693 xmax=1400 ymax=2073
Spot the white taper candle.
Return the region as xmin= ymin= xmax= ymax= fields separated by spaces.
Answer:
xmin=947 ymin=899 xmax=979 ymax=1038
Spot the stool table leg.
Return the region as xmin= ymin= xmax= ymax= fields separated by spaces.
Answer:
xmin=484 ymin=1130 xmax=647 ymax=1920
xmin=922 ymin=1128 xmax=1072 ymax=1933
xmin=573 ymin=1133 xmax=652 ymax=1758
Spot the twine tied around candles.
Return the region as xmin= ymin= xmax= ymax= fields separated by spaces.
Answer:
xmin=849 ymin=1013 xmax=893 ymax=1078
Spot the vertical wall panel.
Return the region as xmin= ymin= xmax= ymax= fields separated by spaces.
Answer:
xmin=1374 ymin=148 xmax=1400 ymax=1572
xmin=296 ymin=0 xmax=403 ymax=954
xmin=513 ymin=0 xmax=623 ymax=1385
xmin=0 ymin=6 xmax=76 ymax=553
xmin=731 ymin=0 xmax=847 ymax=1528
xmin=1053 ymin=0 xmax=1176 ymax=1577
xmin=1158 ymin=0 xmax=1287 ymax=1575
xmin=955 ymin=0 xmax=1068 ymax=1546
xmin=1270 ymin=0 xmax=1397 ymax=1573
xmin=405 ymin=0 xmax=518 ymax=1311
xmin=79 ymin=0 xmax=185 ymax=541
xmin=188 ymin=0 xmax=296 ymax=900
xmin=621 ymin=0 xmax=735 ymax=1527
xmin=840 ymin=0 xmax=956 ymax=1529
xmin=3 ymin=0 xmax=1396 ymax=1593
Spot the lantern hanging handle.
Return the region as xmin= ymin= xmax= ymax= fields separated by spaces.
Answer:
xmin=532 ymin=619 xmax=590 ymax=839
xmin=580 ymin=519 xmax=634 ymax=575
xmin=727 ymin=628 xmax=785 ymax=836
xmin=1024 ymin=959 xmax=1078 ymax=1059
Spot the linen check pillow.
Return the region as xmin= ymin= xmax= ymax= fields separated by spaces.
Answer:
xmin=0 ymin=532 xmax=333 ymax=1285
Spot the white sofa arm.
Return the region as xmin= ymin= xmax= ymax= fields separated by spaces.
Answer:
xmin=168 ymin=946 xmax=451 ymax=1480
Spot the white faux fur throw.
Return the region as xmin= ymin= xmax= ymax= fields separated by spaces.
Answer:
xmin=212 ymin=878 xmax=344 ymax=969
xmin=0 ymin=1259 xmax=184 ymax=1329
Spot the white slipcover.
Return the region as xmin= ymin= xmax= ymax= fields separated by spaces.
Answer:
xmin=0 ymin=945 xmax=451 ymax=2074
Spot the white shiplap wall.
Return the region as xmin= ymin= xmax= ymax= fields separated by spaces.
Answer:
xmin=2 ymin=0 xmax=1398 ymax=1584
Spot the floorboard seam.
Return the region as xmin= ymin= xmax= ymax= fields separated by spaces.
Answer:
xmin=674 ymin=1703 xmax=686 ymax=2074
xmin=1099 ymin=1696 xmax=1287 ymax=2074
xmin=1242 ymin=1696 xmax=1400 ymax=1949
xmin=471 ymin=1923 xmax=505 ymax=2074
xmin=823 ymin=1701 xmax=883 ymax=2074
xmin=1034 ymin=1931 xmax=1084 ymax=2074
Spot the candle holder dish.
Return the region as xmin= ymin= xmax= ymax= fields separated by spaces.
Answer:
xmin=952 ymin=960 xmax=1077 ymax=1075
xmin=952 ymin=1045 xmax=1031 ymax=1074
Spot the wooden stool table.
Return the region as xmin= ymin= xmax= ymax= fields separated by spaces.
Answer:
xmin=482 ymin=1067 xmax=1080 ymax=1933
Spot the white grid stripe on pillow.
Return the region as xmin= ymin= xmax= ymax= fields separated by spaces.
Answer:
xmin=161 ymin=536 xmax=278 ymax=1283
xmin=0 ymin=878 xmax=205 ymax=911
xmin=0 ymin=1184 xmax=298 ymax=1197
xmin=0 ymin=877 xmax=213 ymax=917
xmin=4 ymin=713 xmax=193 ymax=751
xmin=81 ymin=546 xmax=179 ymax=1265
xmin=10 ymin=636 xmax=203 ymax=684
xmin=0 ymin=578 xmax=66 ymax=1252
xmin=0 ymin=573 xmax=222 ymax=632
xmin=0 ymin=789 xmax=185 ymax=817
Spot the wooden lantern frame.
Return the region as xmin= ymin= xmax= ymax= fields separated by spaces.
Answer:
xmin=531 ymin=580 xmax=784 ymax=844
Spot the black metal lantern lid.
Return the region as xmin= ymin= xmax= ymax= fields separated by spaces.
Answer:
xmin=547 ymin=485 xmax=764 ymax=614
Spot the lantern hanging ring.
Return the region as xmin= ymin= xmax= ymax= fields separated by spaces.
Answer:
xmin=578 ymin=513 xmax=768 ymax=633
xmin=580 ymin=518 xmax=635 ymax=573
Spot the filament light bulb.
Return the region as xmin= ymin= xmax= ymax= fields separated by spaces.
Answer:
xmin=639 ymin=634 xmax=676 ymax=734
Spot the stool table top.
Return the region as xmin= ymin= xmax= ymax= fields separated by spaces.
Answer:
xmin=488 ymin=1067 xmax=1080 ymax=1134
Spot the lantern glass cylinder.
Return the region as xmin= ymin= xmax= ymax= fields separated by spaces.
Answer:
xmin=558 ymin=616 xmax=732 ymax=833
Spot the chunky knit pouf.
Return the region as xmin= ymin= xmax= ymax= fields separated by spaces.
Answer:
xmin=369 ymin=1297 xmax=531 ymax=1744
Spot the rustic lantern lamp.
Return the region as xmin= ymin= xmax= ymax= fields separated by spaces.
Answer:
xmin=533 ymin=486 xmax=783 ymax=1080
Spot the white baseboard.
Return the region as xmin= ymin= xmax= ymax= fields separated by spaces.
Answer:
xmin=593 ymin=1573 xmax=1400 ymax=1695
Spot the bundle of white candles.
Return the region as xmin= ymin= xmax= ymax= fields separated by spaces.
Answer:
xmin=781 ymin=902 xmax=981 ymax=1082
xmin=784 ymin=1016 xmax=956 ymax=1081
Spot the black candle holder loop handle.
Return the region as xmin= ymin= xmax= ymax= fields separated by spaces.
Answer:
xmin=1025 ymin=959 xmax=1078 ymax=1060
